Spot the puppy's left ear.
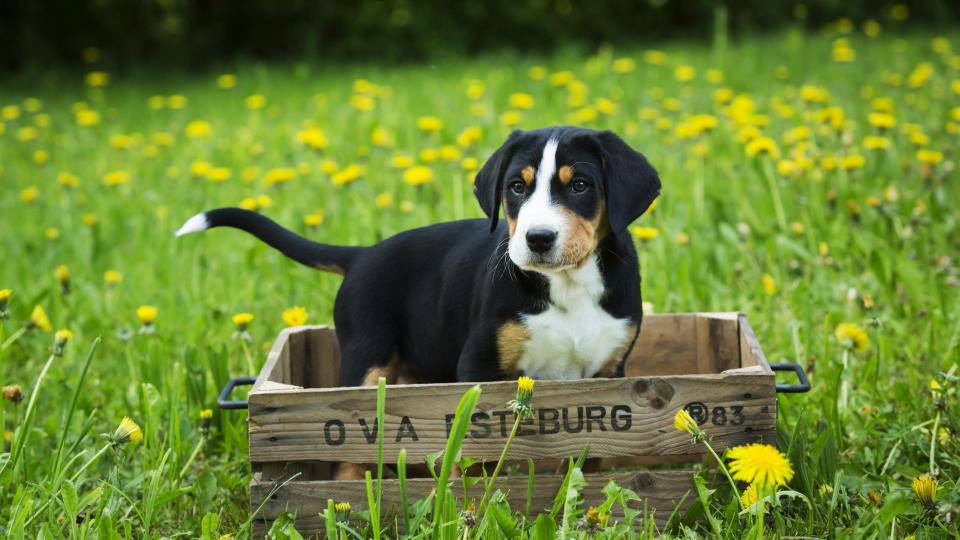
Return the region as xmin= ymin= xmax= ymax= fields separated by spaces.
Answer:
xmin=474 ymin=129 xmax=522 ymax=232
xmin=595 ymin=130 xmax=661 ymax=234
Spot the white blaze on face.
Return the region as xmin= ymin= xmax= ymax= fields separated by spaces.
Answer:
xmin=509 ymin=138 xmax=569 ymax=269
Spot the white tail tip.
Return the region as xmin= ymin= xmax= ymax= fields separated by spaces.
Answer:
xmin=175 ymin=213 xmax=209 ymax=237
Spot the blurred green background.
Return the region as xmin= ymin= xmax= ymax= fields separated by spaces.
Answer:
xmin=5 ymin=0 xmax=960 ymax=71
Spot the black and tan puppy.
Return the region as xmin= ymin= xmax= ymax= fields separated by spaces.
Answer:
xmin=177 ymin=126 xmax=660 ymax=385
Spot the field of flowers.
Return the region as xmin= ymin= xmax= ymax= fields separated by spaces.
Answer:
xmin=1 ymin=20 xmax=959 ymax=538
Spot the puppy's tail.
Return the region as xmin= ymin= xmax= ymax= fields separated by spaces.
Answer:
xmin=175 ymin=208 xmax=361 ymax=275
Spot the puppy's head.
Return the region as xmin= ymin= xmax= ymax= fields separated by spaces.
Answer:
xmin=474 ymin=127 xmax=660 ymax=273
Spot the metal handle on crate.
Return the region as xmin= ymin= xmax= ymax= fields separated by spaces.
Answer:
xmin=217 ymin=376 xmax=257 ymax=409
xmin=771 ymin=362 xmax=810 ymax=393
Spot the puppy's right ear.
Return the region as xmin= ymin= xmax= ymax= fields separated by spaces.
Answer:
xmin=474 ymin=130 xmax=522 ymax=232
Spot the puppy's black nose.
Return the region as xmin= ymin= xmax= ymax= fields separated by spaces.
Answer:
xmin=526 ymin=228 xmax=557 ymax=254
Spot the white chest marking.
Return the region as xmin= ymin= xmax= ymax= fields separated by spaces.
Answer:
xmin=516 ymin=258 xmax=631 ymax=380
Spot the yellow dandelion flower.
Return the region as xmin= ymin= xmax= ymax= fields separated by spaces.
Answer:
xmin=1 ymin=104 xmax=21 ymax=120
xmin=375 ymin=192 xmax=394 ymax=209
xmin=185 ymin=120 xmax=213 ymax=139
xmin=461 ymin=157 xmax=479 ymax=171
xmin=137 ymin=305 xmax=158 ymax=325
xmin=113 ymin=416 xmax=143 ymax=445
xmin=85 ymin=71 xmax=110 ymax=87
xmin=509 ymin=92 xmax=535 ymax=110
xmin=334 ymin=501 xmax=351 ymax=513
xmin=75 ymin=109 xmax=100 ymax=126
xmin=282 ymin=307 xmax=309 ymax=327
xmin=673 ymin=65 xmax=695 ymax=82
xmin=53 ymin=329 xmax=73 ymax=356
xmin=103 ymin=170 xmax=130 ymax=187
xmin=840 ymin=154 xmax=865 ymax=170
xmin=727 ymin=443 xmax=794 ymax=487
xmin=403 ymin=166 xmax=434 ymax=187
xmin=745 ymin=137 xmax=781 ymax=160
xmin=297 ymin=126 xmax=328 ymax=150
xmin=500 ymin=111 xmax=522 ymax=127
xmin=675 ymin=232 xmax=690 ymax=246
xmin=331 ymin=164 xmax=365 ymax=187
xmin=304 ymin=212 xmax=324 ymax=227
xmin=439 ymin=145 xmax=462 ymax=162
xmin=508 ymin=376 xmax=536 ymax=418
xmin=371 ymin=127 xmax=393 ymax=148
xmin=263 ymin=167 xmax=297 ymax=187
xmin=466 ymin=81 xmax=485 ymax=100
xmin=416 ymin=116 xmax=443 ymax=132
xmin=631 ymin=226 xmax=659 ymax=241
xmin=911 ymin=474 xmax=937 ymax=505
xmin=350 ymin=94 xmax=375 ymax=111
xmin=391 ymin=154 xmax=414 ymax=169
xmin=673 ymin=408 xmax=698 ymax=434
xmin=762 ymin=274 xmax=776 ymax=296
xmin=232 ymin=313 xmax=254 ymax=330
xmin=790 ymin=222 xmax=805 ymax=235
xmin=168 ymin=95 xmax=188 ymax=109
xmin=207 ymin=167 xmax=232 ymax=183
xmin=46 ymin=227 xmax=60 ymax=241
xmin=528 ymin=66 xmax=546 ymax=80
xmin=104 ymin=270 xmax=123 ymax=284
xmin=217 ymin=74 xmax=236 ymax=89
xmin=835 ymin=323 xmax=869 ymax=353
xmin=916 ymin=149 xmax=943 ymax=165
xmin=864 ymin=136 xmax=890 ymax=150
xmin=30 ymin=305 xmax=52 ymax=331
xmin=612 ymin=57 xmax=635 ymax=74
xmin=200 ymin=408 xmax=214 ymax=420
xmin=21 ymin=186 xmax=39 ymax=203
xmin=58 ymin=172 xmax=81 ymax=187
xmin=244 ymin=94 xmax=266 ymax=110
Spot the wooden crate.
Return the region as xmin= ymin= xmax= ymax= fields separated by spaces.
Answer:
xmin=244 ymin=312 xmax=776 ymax=536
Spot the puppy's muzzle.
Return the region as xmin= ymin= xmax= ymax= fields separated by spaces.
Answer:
xmin=526 ymin=228 xmax=558 ymax=254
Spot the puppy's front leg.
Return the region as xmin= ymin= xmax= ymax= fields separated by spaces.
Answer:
xmin=455 ymin=328 xmax=505 ymax=382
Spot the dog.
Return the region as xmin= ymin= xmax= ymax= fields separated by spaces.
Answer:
xmin=177 ymin=126 xmax=660 ymax=386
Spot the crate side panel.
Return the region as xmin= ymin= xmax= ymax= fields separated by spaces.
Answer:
xmin=248 ymin=373 xmax=775 ymax=463
xmin=251 ymin=469 xmax=694 ymax=533
xmin=624 ymin=315 xmax=699 ymax=376
xmin=695 ymin=314 xmax=741 ymax=374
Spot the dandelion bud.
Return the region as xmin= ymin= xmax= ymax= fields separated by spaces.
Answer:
xmin=2 ymin=384 xmax=25 ymax=404
xmin=912 ymin=473 xmax=938 ymax=506
xmin=137 ymin=305 xmax=157 ymax=334
xmin=200 ymin=408 xmax=213 ymax=432
xmin=53 ymin=329 xmax=73 ymax=356
xmin=0 ymin=288 xmax=10 ymax=319
xmin=112 ymin=416 xmax=143 ymax=445
xmin=56 ymin=265 xmax=71 ymax=295
xmin=232 ymin=312 xmax=254 ymax=341
xmin=507 ymin=376 xmax=535 ymax=419
xmin=29 ymin=305 xmax=52 ymax=332
xmin=334 ymin=501 xmax=351 ymax=519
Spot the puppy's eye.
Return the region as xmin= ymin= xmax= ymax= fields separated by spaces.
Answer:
xmin=571 ymin=178 xmax=589 ymax=193
xmin=509 ymin=181 xmax=526 ymax=195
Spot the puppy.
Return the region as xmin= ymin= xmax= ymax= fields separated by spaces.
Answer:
xmin=177 ymin=126 xmax=660 ymax=385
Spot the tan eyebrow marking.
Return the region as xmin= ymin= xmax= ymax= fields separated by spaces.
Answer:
xmin=521 ymin=165 xmax=535 ymax=185
xmin=558 ymin=165 xmax=574 ymax=184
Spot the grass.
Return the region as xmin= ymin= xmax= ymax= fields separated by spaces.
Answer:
xmin=1 ymin=20 xmax=959 ymax=538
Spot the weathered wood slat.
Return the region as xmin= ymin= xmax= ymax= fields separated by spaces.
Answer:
xmin=249 ymin=371 xmax=775 ymax=464
xmin=251 ymin=469 xmax=695 ymax=535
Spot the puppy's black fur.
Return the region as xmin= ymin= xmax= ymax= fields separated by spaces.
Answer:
xmin=178 ymin=126 xmax=660 ymax=385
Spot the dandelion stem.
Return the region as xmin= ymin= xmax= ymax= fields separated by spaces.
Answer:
xmin=701 ymin=439 xmax=741 ymax=501
xmin=929 ymin=411 xmax=939 ymax=475
xmin=177 ymin=436 xmax=207 ymax=480
xmin=477 ymin=413 xmax=522 ymax=519
xmin=54 ymin=338 xmax=101 ymax=479
xmin=70 ymin=442 xmax=114 ymax=483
